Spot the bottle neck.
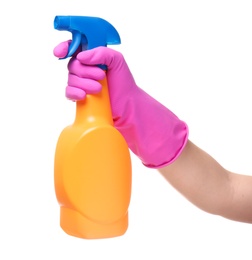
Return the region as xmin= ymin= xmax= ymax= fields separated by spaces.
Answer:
xmin=74 ymin=77 xmax=114 ymax=126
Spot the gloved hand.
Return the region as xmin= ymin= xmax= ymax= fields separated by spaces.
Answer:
xmin=53 ymin=42 xmax=189 ymax=168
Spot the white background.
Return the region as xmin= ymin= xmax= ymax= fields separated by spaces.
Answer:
xmin=1 ymin=0 xmax=252 ymax=259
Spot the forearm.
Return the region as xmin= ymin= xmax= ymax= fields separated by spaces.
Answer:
xmin=158 ymin=140 xmax=252 ymax=223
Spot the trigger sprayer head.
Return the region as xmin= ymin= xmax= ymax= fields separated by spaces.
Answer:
xmin=54 ymin=16 xmax=121 ymax=59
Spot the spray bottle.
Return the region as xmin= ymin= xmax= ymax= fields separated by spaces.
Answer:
xmin=53 ymin=16 xmax=132 ymax=239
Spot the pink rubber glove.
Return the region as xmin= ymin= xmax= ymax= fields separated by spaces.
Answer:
xmin=53 ymin=42 xmax=189 ymax=168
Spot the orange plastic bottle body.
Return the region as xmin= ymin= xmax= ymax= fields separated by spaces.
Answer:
xmin=54 ymin=77 xmax=132 ymax=239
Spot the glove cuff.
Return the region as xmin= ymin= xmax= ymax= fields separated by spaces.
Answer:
xmin=114 ymin=87 xmax=189 ymax=168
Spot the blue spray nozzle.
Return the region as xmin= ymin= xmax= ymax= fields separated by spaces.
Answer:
xmin=54 ymin=16 xmax=121 ymax=59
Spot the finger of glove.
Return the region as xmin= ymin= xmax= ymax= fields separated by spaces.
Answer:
xmin=68 ymin=74 xmax=102 ymax=94
xmin=76 ymin=46 xmax=122 ymax=69
xmin=68 ymin=58 xmax=105 ymax=80
xmin=53 ymin=40 xmax=71 ymax=58
xmin=65 ymin=86 xmax=86 ymax=101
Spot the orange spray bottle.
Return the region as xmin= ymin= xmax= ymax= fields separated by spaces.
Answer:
xmin=53 ymin=16 xmax=132 ymax=239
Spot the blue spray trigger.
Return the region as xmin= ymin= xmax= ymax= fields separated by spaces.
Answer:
xmin=67 ymin=31 xmax=82 ymax=58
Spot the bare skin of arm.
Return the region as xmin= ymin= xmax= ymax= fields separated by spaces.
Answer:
xmin=158 ymin=140 xmax=252 ymax=224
